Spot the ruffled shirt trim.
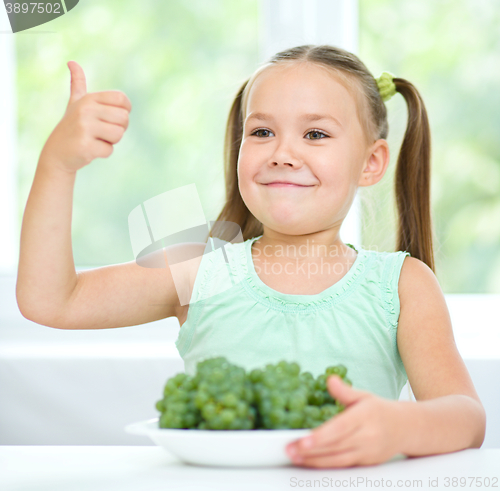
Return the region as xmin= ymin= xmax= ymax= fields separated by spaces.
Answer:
xmin=382 ymin=250 xmax=411 ymax=330
xmin=230 ymin=235 xmax=372 ymax=313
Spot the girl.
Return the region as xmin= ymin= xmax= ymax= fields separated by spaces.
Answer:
xmin=16 ymin=44 xmax=485 ymax=469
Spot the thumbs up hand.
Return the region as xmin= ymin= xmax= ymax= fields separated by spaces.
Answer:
xmin=40 ymin=61 xmax=132 ymax=173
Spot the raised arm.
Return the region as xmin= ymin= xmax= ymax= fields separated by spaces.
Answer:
xmin=16 ymin=61 xmax=186 ymax=329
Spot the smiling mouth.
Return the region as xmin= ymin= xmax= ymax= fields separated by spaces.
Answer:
xmin=264 ymin=183 xmax=313 ymax=187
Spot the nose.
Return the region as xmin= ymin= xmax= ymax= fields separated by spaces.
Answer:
xmin=269 ymin=137 xmax=302 ymax=168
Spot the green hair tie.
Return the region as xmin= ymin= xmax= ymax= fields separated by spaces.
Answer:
xmin=376 ymin=71 xmax=397 ymax=102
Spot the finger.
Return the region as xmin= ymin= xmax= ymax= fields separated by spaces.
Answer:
xmin=92 ymin=121 xmax=125 ymax=145
xmin=67 ymin=61 xmax=87 ymax=105
xmin=94 ymin=139 xmax=114 ymax=159
xmin=92 ymin=90 xmax=132 ymax=113
xmin=295 ymin=423 xmax=360 ymax=458
xmin=327 ymin=375 xmax=369 ymax=406
xmin=95 ymin=105 xmax=129 ymax=130
xmin=298 ymin=409 xmax=359 ymax=450
xmin=297 ymin=448 xmax=360 ymax=469
xmin=303 ymin=440 xmax=358 ymax=459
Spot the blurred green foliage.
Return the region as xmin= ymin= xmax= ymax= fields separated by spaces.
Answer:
xmin=15 ymin=0 xmax=259 ymax=265
xmin=358 ymin=0 xmax=500 ymax=293
xmin=15 ymin=0 xmax=500 ymax=293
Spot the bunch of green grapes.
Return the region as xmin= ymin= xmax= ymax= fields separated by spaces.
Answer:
xmin=156 ymin=357 xmax=352 ymax=430
xmin=156 ymin=357 xmax=256 ymax=430
xmin=250 ymin=361 xmax=350 ymax=429
xmin=155 ymin=372 xmax=200 ymax=429
xmin=192 ymin=357 xmax=256 ymax=430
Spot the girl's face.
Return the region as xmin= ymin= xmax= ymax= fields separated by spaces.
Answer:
xmin=238 ymin=62 xmax=371 ymax=237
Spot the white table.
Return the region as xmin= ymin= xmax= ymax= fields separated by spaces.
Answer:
xmin=1 ymin=446 xmax=499 ymax=491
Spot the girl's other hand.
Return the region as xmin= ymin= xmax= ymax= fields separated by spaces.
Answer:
xmin=286 ymin=376 xmax=403 ymax=468
xmin=40 ymin=60 xmax=132 ymax=173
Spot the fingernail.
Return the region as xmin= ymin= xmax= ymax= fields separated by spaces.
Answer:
xmin=287 ymin=444 xmax=297 ymax=458
xmin=293 ymin=455 xmax=304 ymax=464
xmin=301 ymin=436 xmax=314 ymax=449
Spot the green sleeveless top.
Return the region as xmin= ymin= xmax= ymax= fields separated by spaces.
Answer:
xmin=175 ymin=235 xmax=411 ymax=400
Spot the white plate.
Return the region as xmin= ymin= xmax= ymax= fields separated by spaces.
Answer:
xmin=125 ymin=418 xmax=312 ymax=467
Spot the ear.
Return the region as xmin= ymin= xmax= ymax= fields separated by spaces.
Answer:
xmin=357 ymin=139 xmax=390 ymax=187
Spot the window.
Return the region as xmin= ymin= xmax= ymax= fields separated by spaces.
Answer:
xmin=359 ymin=0 xmax=500 ymax=294
xmin=14 ymin=0 xmax=260 ymax=268
xmin=5 ymin=0 xmax=500 ymax=294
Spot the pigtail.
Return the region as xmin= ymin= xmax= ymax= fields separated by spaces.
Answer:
xmin=393 ymin=78 xmax=436 ymax=273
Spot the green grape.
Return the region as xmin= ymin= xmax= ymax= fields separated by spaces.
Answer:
xmin=236 ymin=401 xmax=249 ymax=418
xmin=321 ymin=404 xmax=341 ymax=419
xmin=325 ymin=364 xmax=348 ymax=378
xmin=220 ymin=409 xmax=236 ymax=425
xmin=249 ymin=368 xmax=263 ymax=383
xmin=184 ymin=413 xmax=198 ymax=428
xmin=289 ymin=391 xmax=307 ymax=412
xmin=287 ymin=362 xmax=301 ymax=377
xmin=270 ymin=393 xmax=286 ymax=408
xmin=315 ymin=374 xmax=327 ymax=391
xmin=211 ymin=415 xmax=224 ymax=430
xmin=300 ymin=371 xmax=314 ymax=382
xmin=304 ymin=405 xmax=321 ymax=420
xmin=288 ymin=410 xmax=305 ymax=428
xmin=194 ymin=390 xmax=209 ymax=408
xmin=309 ymin=390 xmax=325 ymax=406
xmin=221 ymin=392 xmax=238 ymax=408
xmin=241 ymin=419 xmax=253 ymax=430
xmin=269 ymin=408 xmax=286 ymax=426
xmin=201 ymin=403 xmax=217 ymax=420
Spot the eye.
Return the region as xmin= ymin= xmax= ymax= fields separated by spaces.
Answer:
xmin=250 ymin=128 xmax=274 ymax=138
xmin=306 ymin=130 xmax=329 ymax=140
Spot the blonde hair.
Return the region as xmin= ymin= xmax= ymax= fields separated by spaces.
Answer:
xmin=210 ymin=44 xmax=435 ymax=273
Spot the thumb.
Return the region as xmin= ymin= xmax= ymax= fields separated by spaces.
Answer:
xmin=327 ymin=375 xmax=365 ymax=407
xmin=67 ymin=61 xmax=87 ymax=105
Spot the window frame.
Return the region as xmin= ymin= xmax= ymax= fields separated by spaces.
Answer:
xmin=0 ymin=6 xmax=19 ymax=275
